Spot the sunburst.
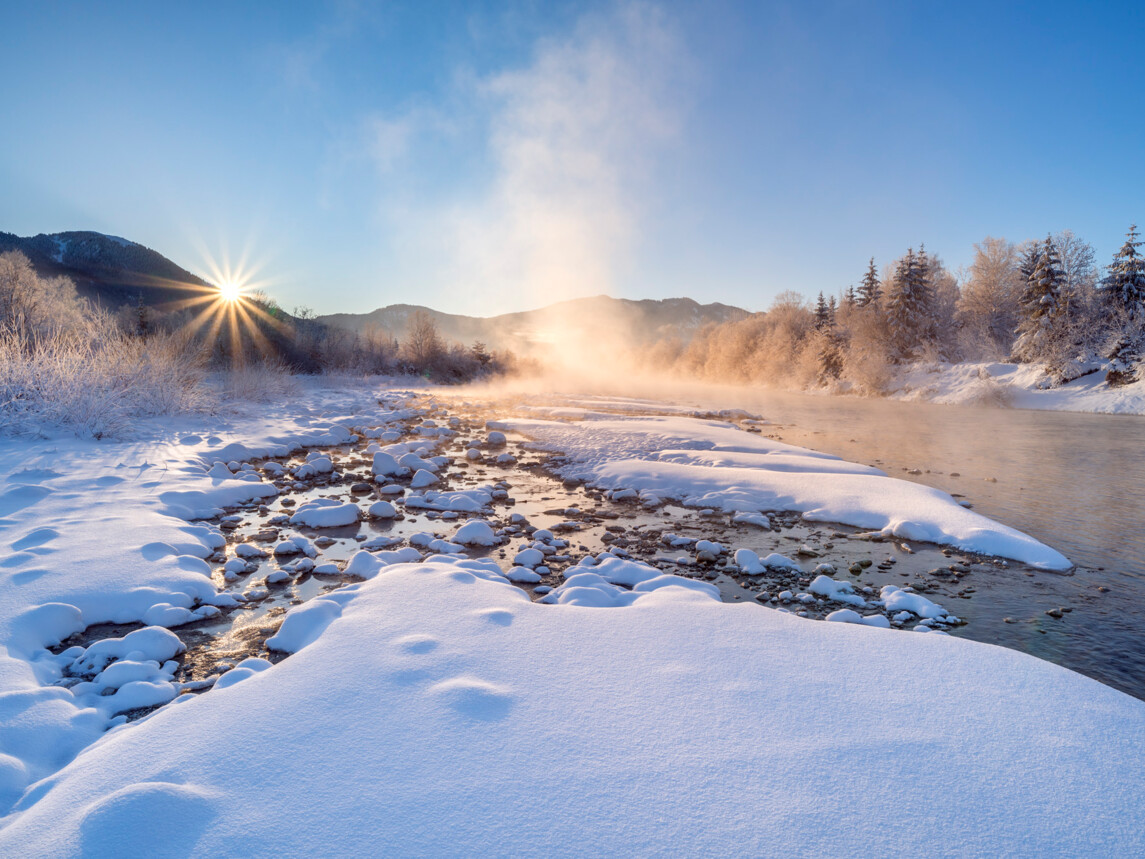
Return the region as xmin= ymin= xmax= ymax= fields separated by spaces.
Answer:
xmin=128 ymin=245 xmax=293 ymax=366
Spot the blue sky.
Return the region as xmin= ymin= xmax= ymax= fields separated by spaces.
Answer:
xmin=2 ymin=1 xmax=1142 ymax=315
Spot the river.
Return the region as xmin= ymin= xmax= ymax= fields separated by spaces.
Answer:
xmin=491 ymin=380 xmax=1144 ymax=697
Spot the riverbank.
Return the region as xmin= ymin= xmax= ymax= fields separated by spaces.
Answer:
xmin=888 ymin=360 xmax=1145 ymax=414
xmin=1 ymin=381 xmax=1143 ymax=855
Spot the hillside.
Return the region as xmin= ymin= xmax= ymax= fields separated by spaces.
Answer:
xmin=0 ymin=230 xmax=211 ymax=311
xmin=319 ymin=295 xmax=749 ymax=353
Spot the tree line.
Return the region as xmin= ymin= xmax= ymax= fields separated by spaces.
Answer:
xmin=655 ymin=225 xmax=1144 ymax=392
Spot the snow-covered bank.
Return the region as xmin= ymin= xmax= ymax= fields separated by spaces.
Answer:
xmin=490 ymin=413 xmax=1071 ymax=570
xmin=0 ymin=379 xmax=409 ymax=809
xmin=890 ymin=360 xmax=1145 ymax=414
xmin=4 ymin=558 xmax=1144 ymax=856
xmin=2 ymin=382 xmax=1140 ymax=855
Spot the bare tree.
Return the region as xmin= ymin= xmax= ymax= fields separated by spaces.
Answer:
xmin=402 ymin=310 xmax=444 ymax=369
xmin=955 ymin=237 xmax=1022 ymax=359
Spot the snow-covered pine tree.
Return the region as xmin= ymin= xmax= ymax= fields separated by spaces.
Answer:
xmin=885 ymin=248 xmax=933 ymax=360
xmin=1101 ymin=224 xmax=1145 ymax=322
xmin=1013 ymin=235 xmax=1065 ymax=362
xmin=857 ymin=258 xmax=881 ymax=307
xmin=814 ymin=292 xmax=830 ymax=329
xmin=1018 ymin=242 xmax=1042 ymax=284
xmin=914 ymin=244 xmax=936 ymax=344
xmin=828 ymin=295 xmax=837 ymax=326
xmin=844 ymin=285 xmax=857 ymax=307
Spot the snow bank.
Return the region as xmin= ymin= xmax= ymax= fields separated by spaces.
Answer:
xmin=3 ymin=559 xmax=1143 ymax=856
xmin=892 ymin=360 xmax=1145 ymax=415
xmin=491 ymin=415 xmax=1071 ymax=569
xmin=0 ymin=380 xmax=418 ymax=810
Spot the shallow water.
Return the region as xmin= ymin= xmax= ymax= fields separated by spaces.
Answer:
xmin=559 ymin=381 xmax=1143 ymax=574
xmin=55 ymin=392 xmax=1145 ymax=712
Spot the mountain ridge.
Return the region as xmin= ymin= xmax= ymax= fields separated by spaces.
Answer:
xmin=318 ymin=295 xmax=750 ymax=353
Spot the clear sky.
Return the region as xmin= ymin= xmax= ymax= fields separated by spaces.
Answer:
xmin=2 ymin=1 xmax=1142 ymax=315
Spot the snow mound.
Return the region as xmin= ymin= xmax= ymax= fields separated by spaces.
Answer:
xmin=289 ymin=499 xmax=361 ymax=528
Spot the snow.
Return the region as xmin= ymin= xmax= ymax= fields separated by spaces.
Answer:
xmin=892 ymin=360 xmax=1145 ymax=415
xmin=0 ymin=379 xmax=1139 ymax=855
xmin=826 ymin=609 xmax=892 ymax=628
xmin=5 ymin=558 xmax=1143 ymax=856
xmin=808 ymin=574 xmax=866 ymax=607
xmin=880 ymin=585 xmax=958 ymax=622
xmin=452 ymin=520 xmax=499 ymax=547
xmin=410 ymin=469 xmax=439 ymax=488
xmin=289 ymin=498 xmax=361 ymax=528
xmin=367 ymin=500 xmax=398 ymax=519
xmin=491 ymin=415 xmax=1071 ymax=569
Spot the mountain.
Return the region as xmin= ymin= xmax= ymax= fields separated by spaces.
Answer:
xmin=318 ymin=295 xmax=749 ymax=353
xmin=0 ymin=231 xmax=212 ymax=311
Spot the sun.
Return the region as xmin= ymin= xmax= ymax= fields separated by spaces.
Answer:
xmin=217 ymin=280 xmax=244 ymax=302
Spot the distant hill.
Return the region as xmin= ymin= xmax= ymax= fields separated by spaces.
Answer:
xmin=319 ymin=296 xmax=749 ymax=353
xmin=0 ymin=231 xmax=211 ymax=311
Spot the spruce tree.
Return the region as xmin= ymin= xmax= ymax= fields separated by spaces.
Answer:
xmin=1018 ymin=242 xmax=1042 ymax=284
xmin=1101 ymin=224 xmax=1145 ymax=322
xmin=857 ymin=258 xmax=881 ymax=307
xmin=885 ymin=248 xmax=933 ymax=360
xmin=814 ymin=292 xmax=830 ymax=329
xmin=844 ymin=285 xmax=857 ymax=307
xmin=827 ymin=295 xmax=837 ymax=325
xmin=1013 ymin=235 xmax=1065 ymax=362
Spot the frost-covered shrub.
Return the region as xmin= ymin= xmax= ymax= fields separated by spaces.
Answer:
xmin=217 ymin=361 xmax=301 ymax=402
xmin=0 ymin=257 xmax=209 ymax=437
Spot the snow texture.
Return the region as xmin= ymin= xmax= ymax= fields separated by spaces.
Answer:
xmin=490 ymin=414 xmax=1071 ymax=569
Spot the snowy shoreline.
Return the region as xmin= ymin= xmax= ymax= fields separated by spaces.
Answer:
xmin=1 ymin=381 xmax=1142 ymax=855
xmin=884 ymin=360 xmax=1145 ymax=415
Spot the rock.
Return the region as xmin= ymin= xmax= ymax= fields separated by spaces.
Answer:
xmin=1045 ymin=608 xmax=1064 ymax=619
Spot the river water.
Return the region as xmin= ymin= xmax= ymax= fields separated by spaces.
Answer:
xmin=481 ymin=382 xmax=1143 ymax=696
xmin=555 ymin=381 xmax=1142 ymax=574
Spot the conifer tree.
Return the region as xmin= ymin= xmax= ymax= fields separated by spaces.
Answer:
xmin=1101 ymin=224 xmax=1145 ymax=322
xmin=814 ymin=292 xmax=830 ymax=329
xmin=885 ymin=248 xmax=933 ymax=360
xmin=827 ymin=295 xmax=837 ymax=325
xmin=1013 ymin=235 xmax=1065 ymax=362
xmin=1018 ymin=242 xmax=1042 ymax=284
xmin=857 ymin=258 xmax=881 ymax=307
xmin=844 ymin=285 xmax=857 ymax=307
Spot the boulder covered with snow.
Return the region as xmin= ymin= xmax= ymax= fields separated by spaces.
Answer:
xmin=289 ymin=499 xmax=361 ymax=529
